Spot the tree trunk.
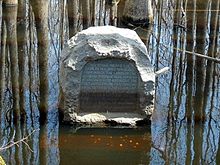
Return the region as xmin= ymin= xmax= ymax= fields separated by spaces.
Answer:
xmin=3 ymin=4 xmax=20 ymax=123
xmin=17 ymin=0 xmax=27 ymax=122
xmin=30 ymin=0 xmax=49 ymax=125
xmin=117 ymin=0 xmax=125 ymax=26
xmin=59 ymin=0 xmax=65 ymax=49
xmin=81 ymin=0 xmax=91 ymax=29
xmin=109 ymin=0 xmax=119 ymax=26
xmin=90 ymin=0 xmax=97 ymax=26
xmin=98 ymin=0 xmax=105 ymax=26
xmin=67 ymin=0 xmax=78 ymax=38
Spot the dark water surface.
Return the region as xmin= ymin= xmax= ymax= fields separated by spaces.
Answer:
xmin=0 ymin=0 xmax=220 ymax=164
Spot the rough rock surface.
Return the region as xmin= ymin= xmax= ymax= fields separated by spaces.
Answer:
xmin=122 ymin=0 xmax=153 ymax=26
xmin=59 ymin=26 xmax=155 ymax=126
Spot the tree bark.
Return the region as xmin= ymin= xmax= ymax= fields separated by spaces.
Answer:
xmin=81 ymin=0 xmax=91 ymax=29
xmin=90 ymin=0 xmax=97 ymax=26
xmin=30 ymin=0 xmax=49 ymax=125
xmin=67 ymin=0 xmax=78 ymax=38
xmin=109 ymin=0 xmax=119 ymax=26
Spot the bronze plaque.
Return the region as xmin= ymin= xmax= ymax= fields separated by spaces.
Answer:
xmin=80 ymin=59 xmax=139 ymax=112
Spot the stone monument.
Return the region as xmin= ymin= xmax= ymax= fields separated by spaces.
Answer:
xmin=59 ymin=26 xmax=155 ymax=126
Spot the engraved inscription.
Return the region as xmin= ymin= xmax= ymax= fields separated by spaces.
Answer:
xmin=81 ymin=59 xmax=138 ymax=93
xmin=80 ymin=59 xmax=140 ymax=112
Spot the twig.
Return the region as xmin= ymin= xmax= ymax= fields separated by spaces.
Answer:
xmin=183 ymin=49 xmax=220 ymax=63
xmin=0 ymin=129 xmax=39 ymax=152
xmin=151 ymin=34 xmax=220 ymax=63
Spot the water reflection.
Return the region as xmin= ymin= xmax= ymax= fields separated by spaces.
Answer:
xmin=17 ymin=0 xmax=27 ymax=121
xmin=0 ymin=0 xmax=220 ymax=164
xmin=3 ymin=4 xmax=20 ymax=123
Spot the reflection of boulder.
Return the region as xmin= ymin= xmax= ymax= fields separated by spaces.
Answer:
xmin=122 ymin=0 xmax=153 ymax=27
xmin=59 ymin=26 xmax=155 ymax=126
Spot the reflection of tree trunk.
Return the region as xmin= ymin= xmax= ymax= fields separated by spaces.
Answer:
xmin=17 ymin=0 xmax=27 ymax=122
xmin=193 ymin=124 xmax=203 ymax=164
xmin=0 ymin=0 xmax=2 ymax=43
xmin=194 ymin=0 xmax=208 ymax=122
xmin=217 ymin=140 xmax=220 ymax=163
xmin=4 ymin=4 xmax=20 ymax=123
xmin=193 ymin=0 xmax=209 ymax=163
xmin=22 ymin=124 xmax=30 ymax=165
xmin=0 ymin=21 xmax=6 ymax=109
xmin=15 ymin=123 xmax=22 ymax=165
xmin=203 ymin=0 xmax=219 ymax=110
xmin=39 ymin=125 xmax=48 ymax=165
xmin=185 ymin=1 xmax=196 ymax=164
xmin=67 ymin=0 xmax=78 ymax=38
xmin=81 ymin=0 xmax=90 ymax=29
xmin=185 ymin=0 xmax=196 ymax=122
xmin=30 ymin=0 xmax=49 ymax=125
xmin=28 ymin=4 xmax=34 ymax=121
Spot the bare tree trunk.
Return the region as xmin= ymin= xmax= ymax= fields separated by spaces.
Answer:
xmin=17 ymin=0 xmax=27 ymax=122
xmin=98 ymin=0 xmax=105 ymax=26
xmin=67 ymin=0 xmax=78 ymax=38
xmin=90 ymin=0 xmax=97 ymax=25
xmin=117 ymin=0 xmax=125 ymax=26
xmin=30 ymin=0 xmax=49 ymax=125
xmin=3 ymin=4 xmax=20 ymax=123
xmin=0 ymin=21 xmax=6 ymax=109
xmin=81 ymin=0 xmax=91 ymax=29
xmin=109 ymin=0 xmax=119 ymax=26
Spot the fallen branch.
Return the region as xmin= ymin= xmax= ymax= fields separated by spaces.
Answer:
xmin=151 ymin=34 xmax=220 ymax=63
xmin=0 ymin=129 xmax=39 ymax=152
xmin=181 ymin=49 xmax=220 ymax=64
